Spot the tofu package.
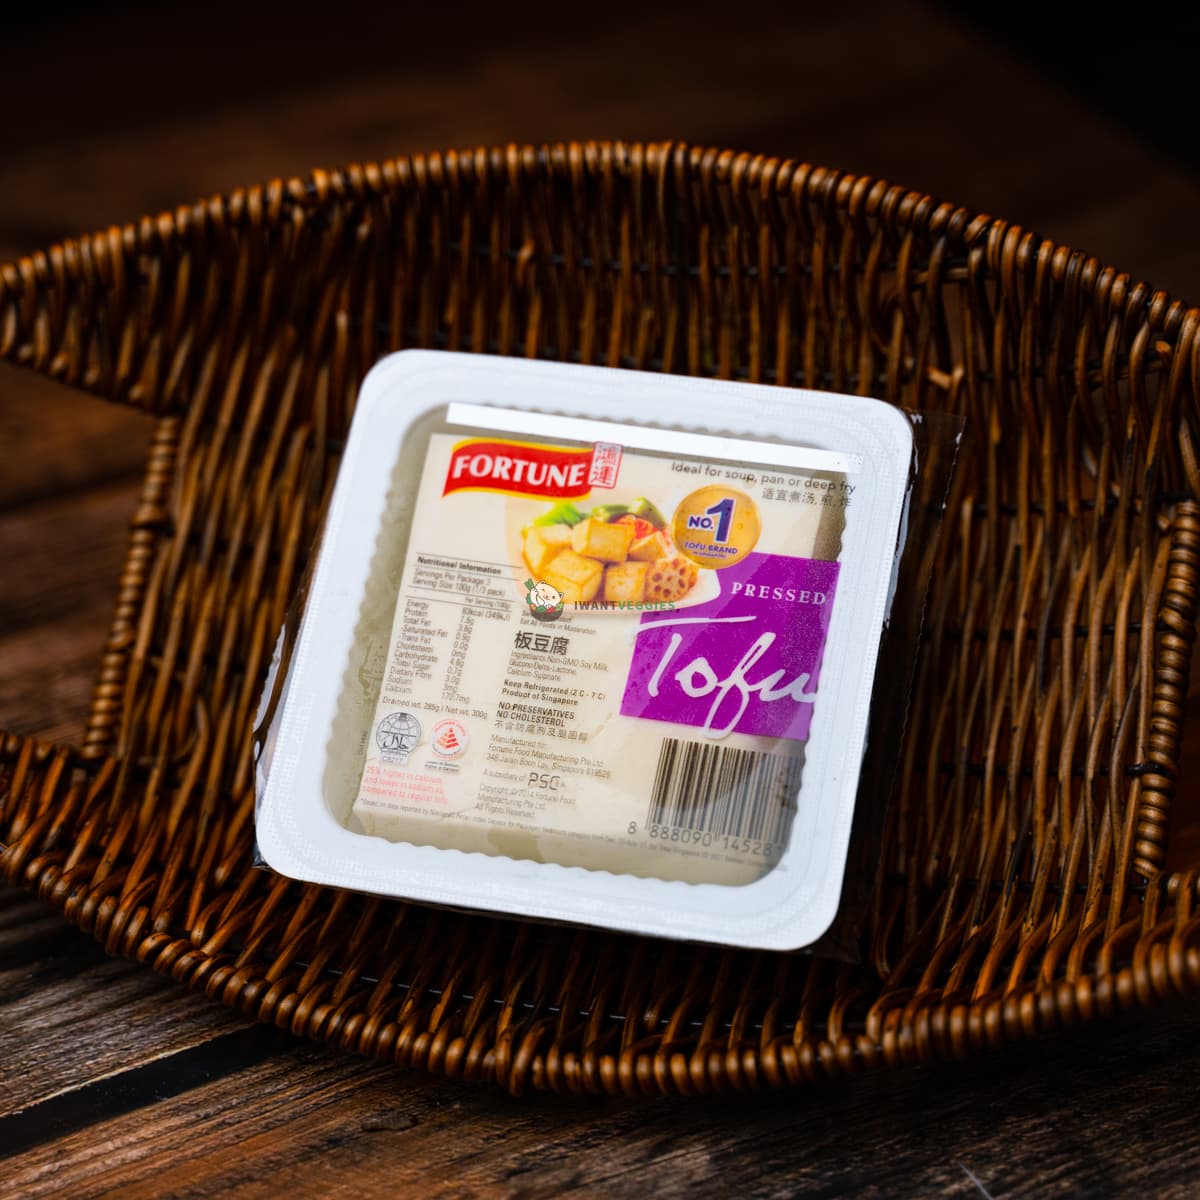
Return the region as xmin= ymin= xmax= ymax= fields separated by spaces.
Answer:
xmin=254 ymin=350 xmax=944 ymax=952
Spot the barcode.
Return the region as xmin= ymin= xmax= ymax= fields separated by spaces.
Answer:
xmin=647 ymin=738 xmax=802 ymax=846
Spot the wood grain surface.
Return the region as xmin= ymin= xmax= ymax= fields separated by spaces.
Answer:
xmin=5 ymin=883 xmax=1200 ymax=1199
xmin=1 ymin=1 xmax=1198 ymax=1195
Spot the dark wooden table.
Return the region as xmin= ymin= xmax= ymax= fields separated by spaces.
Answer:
xmin=3 ymin=3 xmax=1199 ymax=1195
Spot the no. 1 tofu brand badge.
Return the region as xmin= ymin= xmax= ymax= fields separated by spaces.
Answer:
xmin=672 ymin=485 xmax=762 ymax=569
xmin=525 ymin=578 xmax=565 ymax=622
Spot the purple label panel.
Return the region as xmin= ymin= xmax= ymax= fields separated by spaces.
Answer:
xmin=620 ymin=553 xmax=840 ymax=741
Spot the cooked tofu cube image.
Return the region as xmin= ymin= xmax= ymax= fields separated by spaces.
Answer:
xmin=523 ymin=524 xmax=573 ymax=576
xmin=603 ymin=561 xmax=648 ymax=603
xmin=644 ymin=554 xmax=700 ymax=604
xmin=570 ymin=517 xmax=635 ymax=563
xmin=629 ymin=530 xmax=672 ymax=561
xmin=542 ymin=549 xmax=604 ymax=603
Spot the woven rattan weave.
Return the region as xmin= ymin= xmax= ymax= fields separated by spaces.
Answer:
xmin=2 ymin=142 xmax=1198 ymax=1096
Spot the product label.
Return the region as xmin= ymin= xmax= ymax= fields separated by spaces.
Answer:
xmin=351 ymin=427 xmax=850 ymax=885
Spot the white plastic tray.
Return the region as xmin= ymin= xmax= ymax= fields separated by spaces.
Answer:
xmin=257 ymin=351 xmax=913 ymax=950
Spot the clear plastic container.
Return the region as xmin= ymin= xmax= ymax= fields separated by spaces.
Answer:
xmin=255 ymin=351 xmax=923 ymax=951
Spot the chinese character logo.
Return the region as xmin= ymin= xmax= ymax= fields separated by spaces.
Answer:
xmin=525 ymin=578 xmax=564 ymax=622
xmin=587 ymin=442 xmax=623 ymax=489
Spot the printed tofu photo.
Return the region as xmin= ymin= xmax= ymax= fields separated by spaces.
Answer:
xmin=519 ymin=495 xmax=700 ymax=608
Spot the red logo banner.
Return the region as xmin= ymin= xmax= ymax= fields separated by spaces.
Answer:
xmin=444 ymin=439 xmax=597 ymax=498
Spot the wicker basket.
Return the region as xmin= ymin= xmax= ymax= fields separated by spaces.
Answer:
xmin=2 ymin=141 xmax=1198 ymax=1097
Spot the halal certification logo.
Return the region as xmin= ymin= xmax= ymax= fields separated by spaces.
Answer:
xmin=376 ymin=711 xmax=422 ymax=762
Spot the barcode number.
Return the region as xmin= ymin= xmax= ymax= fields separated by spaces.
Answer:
xmin=646 ymin=737 xmax=801 ymax=852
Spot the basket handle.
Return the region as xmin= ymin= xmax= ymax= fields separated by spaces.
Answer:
xmin=3 ymin=230 xmax=161 ymax=411
xmin=0 ymin=191 xmax=280 ymax=416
